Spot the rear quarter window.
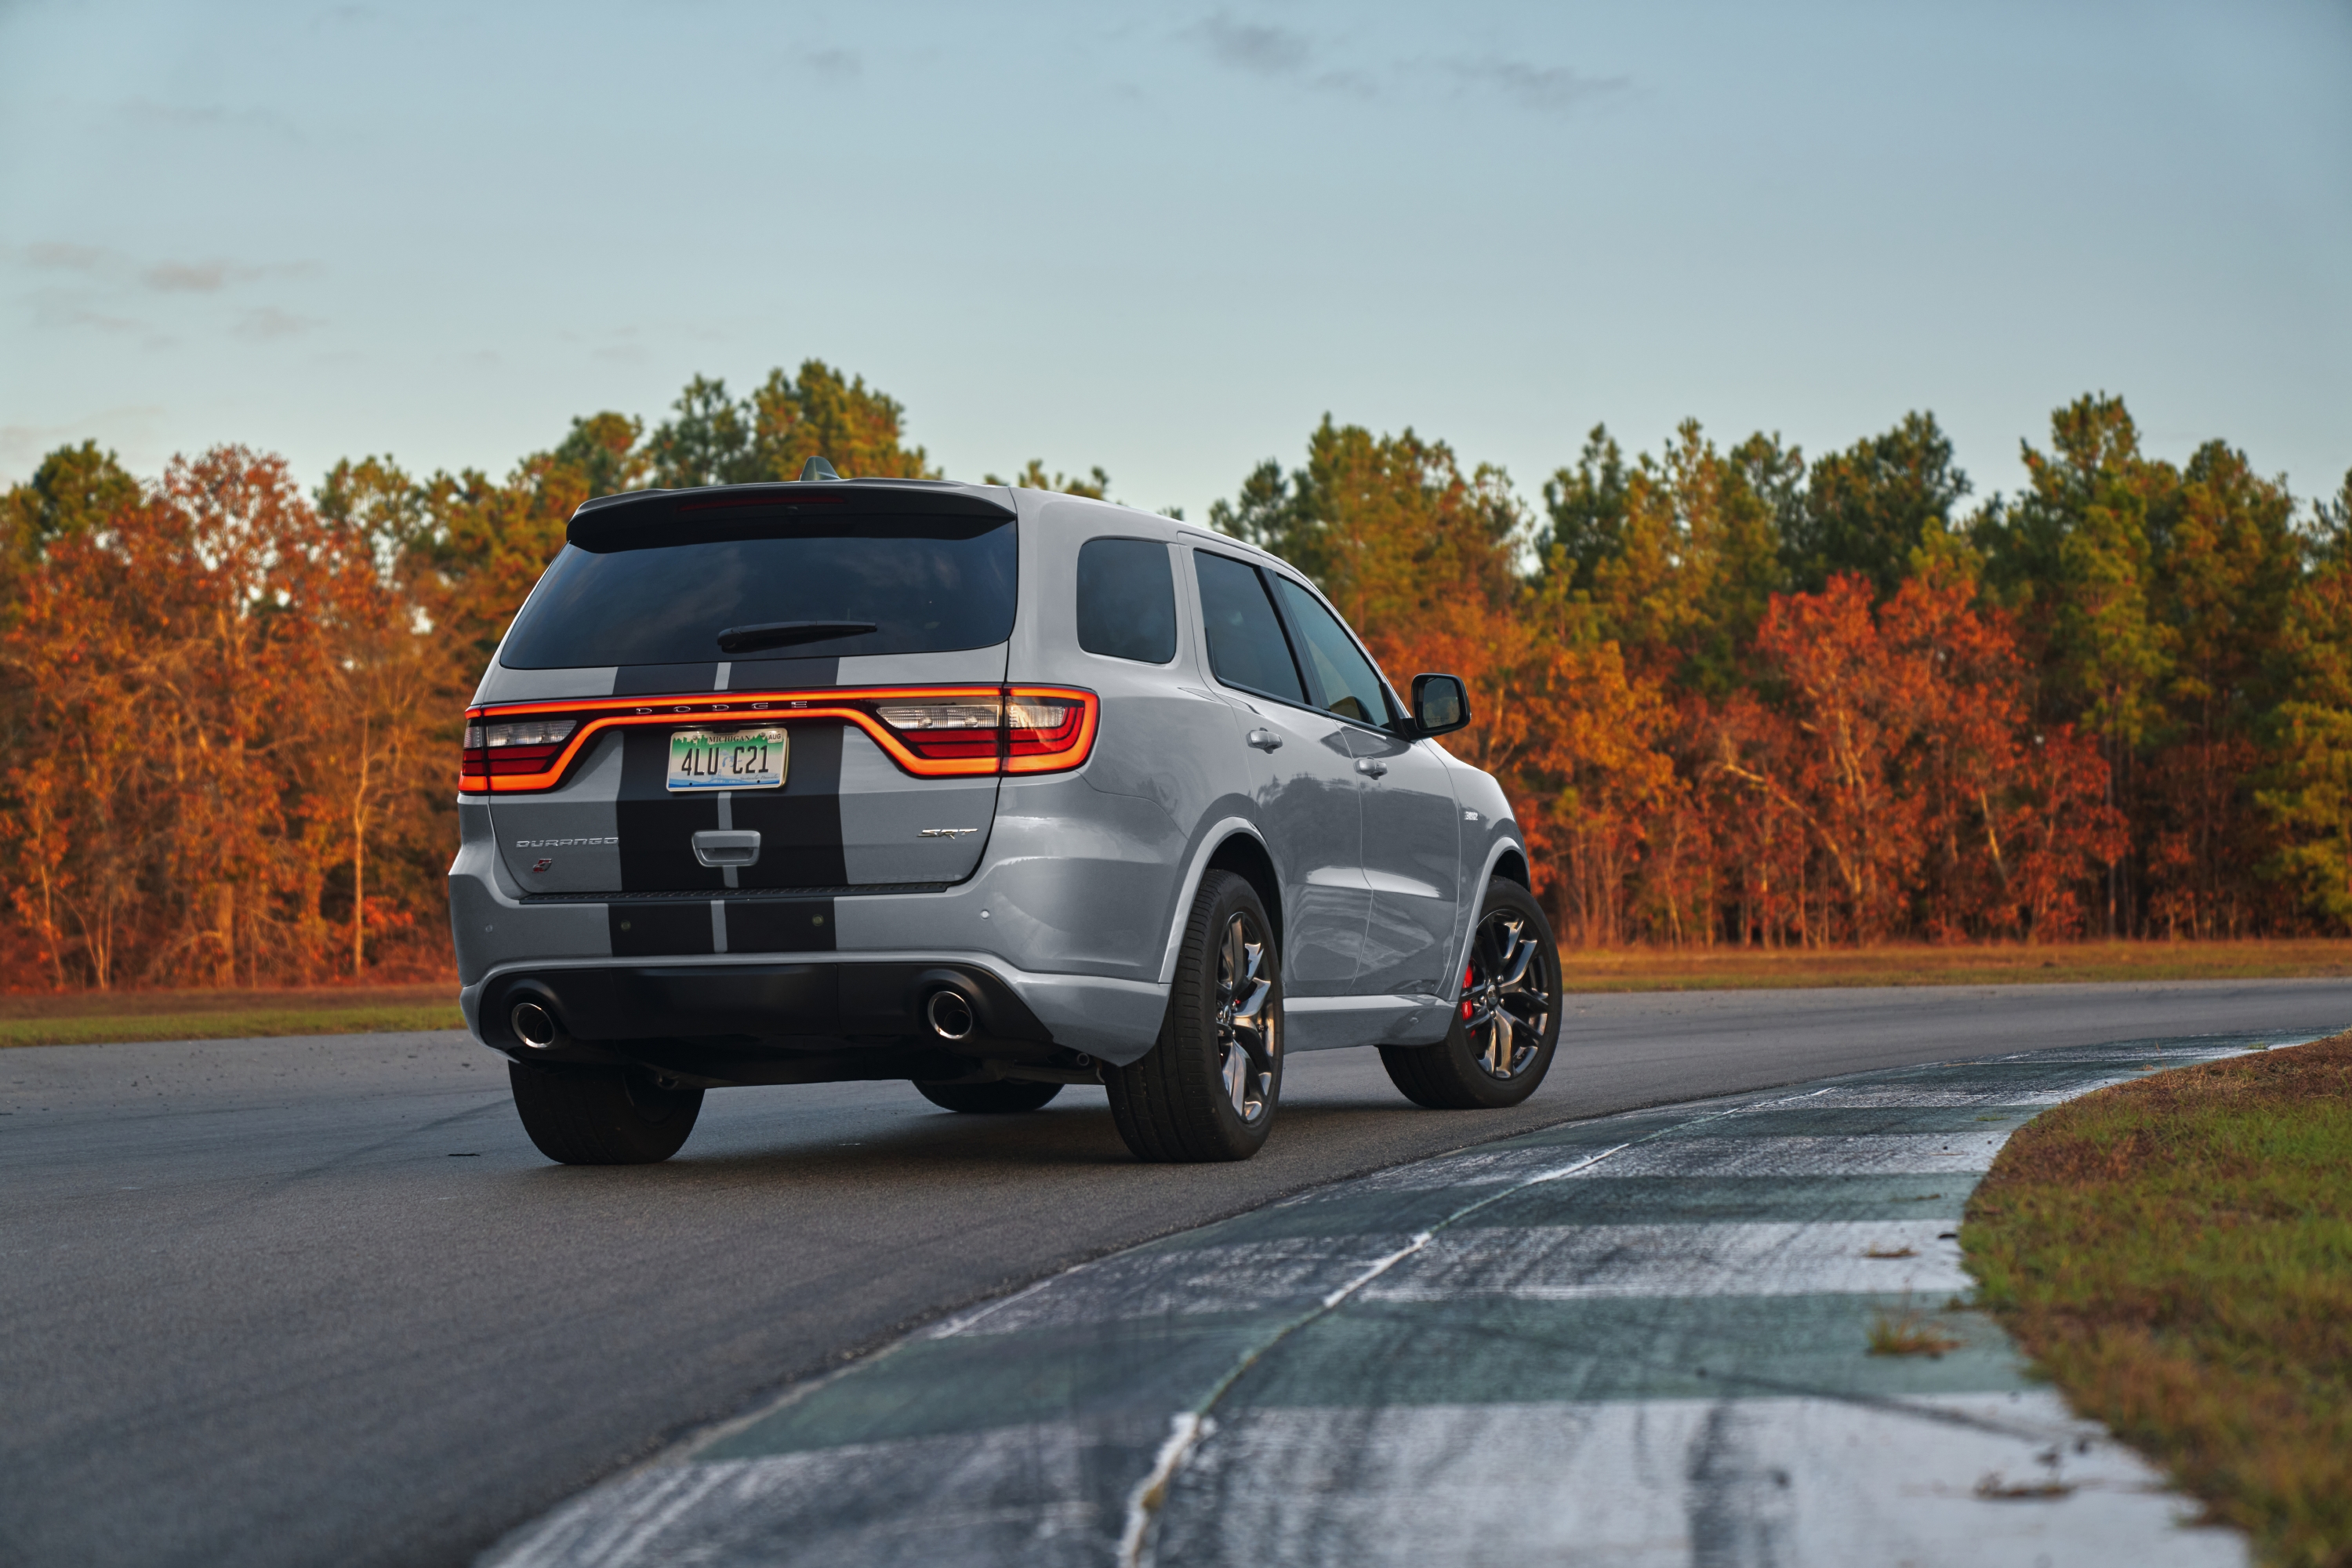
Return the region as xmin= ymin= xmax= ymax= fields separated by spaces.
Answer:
xmin=1194 ymin=551 xmax=1305 ymax=704
xmin=1075 ymin=538 xmax=1176 ymax=663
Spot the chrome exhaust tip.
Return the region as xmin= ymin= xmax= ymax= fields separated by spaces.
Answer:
xmin=510 ymin=1001 xmax=560 ymax=1050
xmin=924 ymin=989 xmax=976 ymax=1042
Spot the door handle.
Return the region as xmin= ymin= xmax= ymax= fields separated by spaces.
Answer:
xmin=1355 ymin=757 xmax=1388 ymax=778
xmin=1246 ymin=728 xmax=1283 ymax=752
xmin=691 ymin=829 xmax=762 ymax=868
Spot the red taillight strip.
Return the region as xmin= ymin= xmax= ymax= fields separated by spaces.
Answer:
xmin=459 ymin=685 xmax=1098 ymax=793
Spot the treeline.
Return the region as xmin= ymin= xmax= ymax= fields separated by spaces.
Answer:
xmin=2 ymin=362 xmax=2347 ymax=989
xmin=1222 ymin=404 xmax=2352 ymax=948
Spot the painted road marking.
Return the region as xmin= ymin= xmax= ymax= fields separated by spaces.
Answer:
xmin=485 ymin=1036 xmax=2304 ymax=1568
xmin=1352 ymin=1219 xmax=1974 ymax=1300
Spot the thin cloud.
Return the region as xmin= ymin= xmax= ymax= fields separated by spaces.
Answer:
xmin=1443 ymin=58 xmax=1631 ymax=116
xmin=1312 ymin=68 xmax=1378 ymax=100
xmin=803 ymin=46 xmax=860 ymax=80
xmin=121 ymin=97 xmax=302 ymax=140
xmin=1193 ymin=14 xmax=1312 ymax=77
xmin=144 ymin=261 xmax=257 ymax=293
xmin=69 ymin=308 xmax=148 ymax=336
xmin=27 ymin=242 xmax=111 ymax=272
xmin=140 ymin=256 xmax=318 ymax=292
xmin=233 ymin=307 xmax=322 ymax=343
xmin=0 ymin=406 xmax=168 ymax=477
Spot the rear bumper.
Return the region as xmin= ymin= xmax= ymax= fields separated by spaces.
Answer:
xmin=451 ymin=789 xmax=1174 ymax=1075
xmin=459 ymin=953 xmax=1167 ymax=1083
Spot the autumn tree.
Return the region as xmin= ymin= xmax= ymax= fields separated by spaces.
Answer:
xmin=2259 ymin=470 xmax=2352 ymax=925
xmin=985 ymin=461 xmax=1111 ymax=498
xmin=645 ymin=361 xmax=938 ymax=486
xmin=1783 ymin=412 xmax=1971 ymax=597
xmin=1570 ymin=420 xmax=1787 ymax=695
xmin=2140 ymin=441 xmax=2302 ymax=935
xmin=1978 ymin=395 xmax=2174 ymax=933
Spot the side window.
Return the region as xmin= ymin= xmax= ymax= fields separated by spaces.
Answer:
xmin=1270 ymin=576 xmax=1392 ymax=724
xmin=1076 ymin=537 xmax=1176 ymax=663
xmin=1193 ymin=552 xmax=1305 ymax=704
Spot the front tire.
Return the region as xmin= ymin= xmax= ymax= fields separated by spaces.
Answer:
xmin=508 ymin=1062 xmax=704 ymax=1164
xmin=1381 ymin=878 xmax=1561 ymax=1109
xmin=1105 ymin=870 xmax=1283 ymax=1162
xmin=914 ymin=1080 xmax=1064 ymax=1113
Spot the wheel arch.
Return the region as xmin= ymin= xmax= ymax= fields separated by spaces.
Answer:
xmin=1446 ymin=832 xmax=1540 ymax=993
xmin=1204 ymin=832 xmax=1284 ymax=956
xmin=1155 ymin=818 xmax=1283 ymax=986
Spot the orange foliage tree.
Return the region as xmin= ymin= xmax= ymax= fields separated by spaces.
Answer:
xmin=1 ymin=375 xmax=2344 ymax=989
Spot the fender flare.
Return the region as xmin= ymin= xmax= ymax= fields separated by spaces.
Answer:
xmin=1443 ymin=828 xmax=1534 ymax=995
xmin=1153 ymin=815 xmax=1273 ymax=986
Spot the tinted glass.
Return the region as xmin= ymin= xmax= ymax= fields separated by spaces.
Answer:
xmin=1076 ymin=537 xmax=1176 ymax=663
xmin=1194 ymin=553 xmax=1304 ymax=703
xmin=1272 ymin=576 xmax=1392 ymax=724
xmin=499 ymin=515 xmax=1017 ymax=669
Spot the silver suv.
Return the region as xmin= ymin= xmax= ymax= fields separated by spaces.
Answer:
xmin=449 ymin=471 xmax=1560 ymax=1163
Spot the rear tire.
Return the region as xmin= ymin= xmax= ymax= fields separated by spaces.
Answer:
xmin=1381 ymin=878 xmax=1561 ymax=1110
xmin=1105 ymin=869 xmax=1283 ymax=1162
xmin=913 ymin=1080 xmax=1064 ymax=1113
xmin=507 ymin=1062 xmax=704 ymax=1164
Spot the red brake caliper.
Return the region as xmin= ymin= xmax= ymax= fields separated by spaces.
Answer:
xmin=1461 ymin=963 xmax=1478 ymax=1021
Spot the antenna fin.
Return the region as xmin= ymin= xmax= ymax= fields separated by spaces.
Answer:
xmin=798 ymin=456 xmax=842 ymax=482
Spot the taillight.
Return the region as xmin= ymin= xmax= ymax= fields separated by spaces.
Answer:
xmin=1004 ymin=691 xmax=1094 ymax=773
xmin=459 ymin=711 xmax=489 ymax=792
xmin=875 ymin=699 xmax=1007 ymax=765
xmin=869 ymin=690 xmax=1097 ymax=773
xmin=481 ymin=717 xmax=577 ymax=777
xmin=458 ymin=685 xmax=1098 ymax=794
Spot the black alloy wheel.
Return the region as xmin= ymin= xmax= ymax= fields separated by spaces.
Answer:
xmin=1105 ymin=869 xmax=1283 ymax=1162
xmin=1381 ymin=877 xmax=1561 ymax=1110
xmin=507 ymin=1061 xmax=705 ymax=1164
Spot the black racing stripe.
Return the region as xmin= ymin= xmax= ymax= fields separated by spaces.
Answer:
xmin=725 ymin=898 xmax=837 ymax=954
xmin=615 ymin=663 xmax=719 ymax=696
xmin=616 ymin=728 xmax=724 ymax=892
xmin=732 ymin=722 xmax=848 ymax=889
xmin=728 ymin=655 xmax=838 ymax=690
xmin=608 ymin=901 xmax=715 ymax=956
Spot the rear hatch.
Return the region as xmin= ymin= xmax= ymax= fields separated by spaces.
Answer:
xmin=474 ymin=483 xmax=1031 ymax=909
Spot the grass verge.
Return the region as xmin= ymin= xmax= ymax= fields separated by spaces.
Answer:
xmin=1559 ymin=936 xmax=2352 ymax=990
xmin=1962 ymin=1034 xmax=2352 ymax=1567
xmin=0 ymin=984 xmax=463 ymax=1047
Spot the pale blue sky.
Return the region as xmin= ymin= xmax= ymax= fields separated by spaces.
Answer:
xmin=3 ymin=0 xmax=2347 ymax=518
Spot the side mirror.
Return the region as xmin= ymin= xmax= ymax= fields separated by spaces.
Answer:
xmin=1409 ymin=673 xmax=1470 ymax=737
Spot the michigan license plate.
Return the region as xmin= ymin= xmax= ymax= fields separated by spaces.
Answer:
xmin=666 ymin=728 xmax=789 ymax=791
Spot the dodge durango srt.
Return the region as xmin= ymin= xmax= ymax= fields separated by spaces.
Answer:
xmin=450 ymin=465 xmax=1560 ymax=1163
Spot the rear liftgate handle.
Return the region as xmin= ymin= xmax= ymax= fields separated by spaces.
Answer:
xmin=691 ymin=829 xmax=762 ymax=868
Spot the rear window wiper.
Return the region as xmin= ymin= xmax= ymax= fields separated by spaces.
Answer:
xmin=717 ymin=620 xmax=879 ymax=653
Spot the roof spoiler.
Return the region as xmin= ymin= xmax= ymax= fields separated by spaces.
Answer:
xmin=567 ymin=478 xmax=1015 ymax=551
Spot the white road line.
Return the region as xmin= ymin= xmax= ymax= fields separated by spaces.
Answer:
xmin=1156 ymin=1394 xmax=2245 ymax=1568
xmin=1358 ymin=1220 xmax=1973 ymax=1301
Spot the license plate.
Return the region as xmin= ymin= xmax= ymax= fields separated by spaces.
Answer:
xmin=666 ymin=728 xmax=789 ymax=791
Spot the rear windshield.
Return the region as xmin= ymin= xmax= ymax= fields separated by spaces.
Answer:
xmin=499 ymin=514 xmax=1017 ymax=669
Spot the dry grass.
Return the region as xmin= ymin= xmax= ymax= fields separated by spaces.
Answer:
xmin=1964 ymin=1034 xmax=2352 ymax=1567
xmin=1866 ymin=1306 xmax=1966 ymax=1357
xmin=0 ymin=983 xmax=462 ymax=1047
xmin=1558 ymin=937 xmax=2352 ymax=991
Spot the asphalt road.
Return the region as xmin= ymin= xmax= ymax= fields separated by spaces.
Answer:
xmin=5 ymin=978 xmax=2348 ymax=1568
